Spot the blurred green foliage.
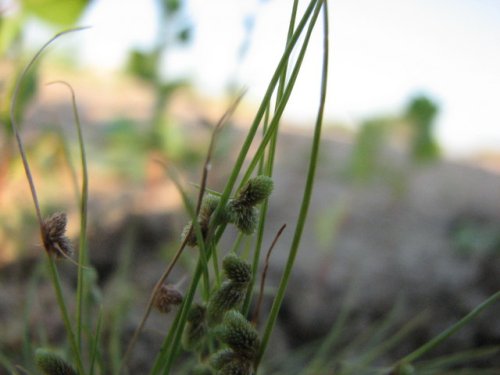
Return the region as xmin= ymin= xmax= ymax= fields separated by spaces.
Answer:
xmin=347 ymin=118 xmax=388 ymax=182
xmin=21 ymin=0 xmax=90 ymax=26
xmin=346 ymin=94 xmax=440 ymax=185
xmin=124 ymin=0 xmax=192 ymax=157
xmin=451 ymin=214 xmax=500 ymax=257
xmin=405 ymin=95 xmax=440 ymax=163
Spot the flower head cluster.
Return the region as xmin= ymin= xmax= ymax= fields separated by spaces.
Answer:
xmin=35 ymin=348 xmax=76 ymax=375
xmin=41 ymin=212 xmax=73 ymax=258
xmin=182 ymin=303 xmax=208 ymax=352
xmin=211 ymin=311 xmax=260 ymax=375
xmin=153 ymin=285 xmax=183 ymax=314
xmin=182 ymin=194 xmax=222 ymax=247
xmin=227 ymin=175 xmax=273 ymax=235
xmin=207 ymin=254 xmax=252 ymax=325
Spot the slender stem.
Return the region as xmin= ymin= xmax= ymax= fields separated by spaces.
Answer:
xmin=47 ymin=80 xmax=89 ymax=352
xmin=89 ymin=308 xmax=103 ymax=375
xmin=251 ymin=224 xmax=286 ymax=325
xmin=47 ymin=256 xmax=85 ymax=374
xmin=120 ymin=93 xmax=244 ymax=373
xmin=9 ymin=27 xmax=89 ymax=230
xmin=256 ymin=0 xmax=328 ymax=367
xmin=394 ymin=290 xmax=500 ymax=367
xmin=119 ymin=234 xmax=190 ymax=372
xmin=211 ymin=0 xmax=321 ymax=225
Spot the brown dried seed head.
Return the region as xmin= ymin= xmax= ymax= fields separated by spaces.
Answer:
xmin=42 ymin=212 xmax=73 ymax=258
xmin=153 ymin=285 xmax=183 ymax=314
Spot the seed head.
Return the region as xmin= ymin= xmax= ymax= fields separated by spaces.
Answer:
xmin=223 ymin=254 xmax=251 ymax=284
xmin=217 ymin=359 xmax=251 ymax=375
xmin=207 ymin=281 xmax=247 ymax=325
xmin=182 ymin=303 xmax=207 ymax=352
xmin=217 ymin=310 xmax=260 ymax=360
xmin=211 ymin=349 xmax=251 ymax=375
xmin=153 ymin=285 xmax=183 ymax=314
xmin=199 ymin=194 xmax=221 ymax=222
xmin=181 ymin=194 xmax=228 ymax=247
xmin=235 ymin=175 xmax=273 ymax=207
xmin=35 ymin=348 xmax=76 ymax=375
xmin=41 ymin=212 xmax=73 ymax=258
xmin=227 ymin=203 xmax=258 ymax=235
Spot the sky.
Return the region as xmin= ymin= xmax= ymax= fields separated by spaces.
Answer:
xmin=25 ymin=0 xmax=500 ymax=156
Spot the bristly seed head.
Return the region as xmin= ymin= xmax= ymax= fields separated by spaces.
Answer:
xmin=227 ymin=203 xmax=258 ymax=235
xmin=234 ymin=175 xmax=274 ymax=207
xmin=35 ymin=348 xmax=77 ymax=375
xmin=216 ymin=310 xmax=260 ymax=360
xmin=207 ymin=281 xmax=247 ymax=325
xmin=41 ymin=212 xmax=73 ymax=258
xmin=223 ymin=253 xmax=251 ymax=284
xmin=211 ymin=349 xmax=252 ymax=375
xmin=181 ymin=194 xmax=229 ymax=247
xmin=182 ymin=303 xmax=208 ymax=352
xmin=153 ymin=284 xmax=183 ymax=314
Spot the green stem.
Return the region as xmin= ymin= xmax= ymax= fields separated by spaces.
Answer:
xmin=48 ymin=80 xmax=89 ymax=352
xmin=394 ymin=290 xmax=500 ymax=367
xmin=211 ymin=0 xmax=321 ymax=224
xmin=47 ymin=256 xmax=85 ymax=374
xmin=256 ymin=0 xmax=328 ymax=367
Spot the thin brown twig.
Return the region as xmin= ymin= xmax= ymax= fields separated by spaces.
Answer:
xmin=119 ymin=90 xmax=246 ymax=372
xmin=252 ymin=223 xmax=286 ymax=325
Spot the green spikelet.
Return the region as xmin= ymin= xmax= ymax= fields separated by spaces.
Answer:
xmin=181 ymin=221 xmax=198 ymax=247
xmin=217 ymin=310 xmax=260 ymax=360
xmin=207 ymin=281 xmax=247 ymax=325
xmin=210 ymin=349 xmax=238 ymax=370
xmin=199 ymin=194 xmax=221 ymax=222
xmin=223 ymin=254 xmax=251 ymax=283
xmin=182 ymin=194 xmax=228 ymax=247
xmin=182 ymin=303 xmax=207 ymax=352
xmin=218 ymin=359 xmax=251 ymax=375
xmin=35 ymin=348 xmax=77 ymax=375
xmin=227 ymin=203 xmax=258 ymax=235
xmin=211 ymin=350 xmax=251 ymax=375
xmin=235 ymin=175 xmax=274 ymax=207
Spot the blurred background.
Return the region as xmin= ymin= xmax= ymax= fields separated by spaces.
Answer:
xmin=1 ymin=0 xmax=499 ymax=373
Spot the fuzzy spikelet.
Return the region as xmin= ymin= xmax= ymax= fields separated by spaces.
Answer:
xmin=182 ymin=194 xmax=226 ymax=247
xmin=217 ymin=310 xmax=260 ymax=360
xmin=199 ymin=194 xmax=221 ymax=222
xmin=153 ymin=285 xmax=183 ymax=314
xmin=222 ymin=254 xmax=251 ymax=284
xmin=235 ymin=175 xmax=274 ymax=207
xmin=41 ymin=212 xmax=73 ymax=258
xmin=210 ymin=349 xmax=238 ymax=370
xmin=182 ymin=303 xmax=207 ymax=352
xmin=211 ymin=350 xmax=251 ymax=375
xmin=227 ymin=203 xmax=258 ymax=235
xmin=218 ymin=359 xmax=251 ymax=375
xmin=207 ymin=281 xmax=247 ymax=325
xmin=35 ymin=348 xmax=76 ymax=375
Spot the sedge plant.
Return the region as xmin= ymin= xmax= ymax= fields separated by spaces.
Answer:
xmin=7 ymin=1 xmax=499 ymax=374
